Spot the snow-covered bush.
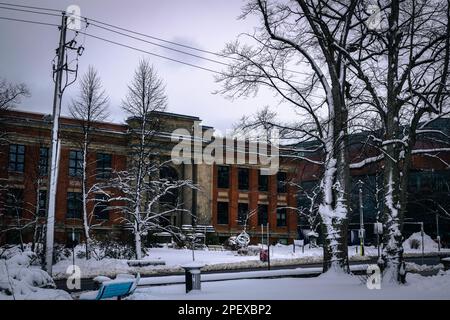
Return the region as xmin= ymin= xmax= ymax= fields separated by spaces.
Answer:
xmin=0 ymin=244 xmax=24 ymax=260
xmin=54 ymin=245 xmax=72 ymax=263
xmin=0 ymin=251 xmax=71 ymax=299
xmin=100 ymin=241 xmax=136 ymax=260
xmin=74 ymin=240 xmax=136 ymax=261
xmin=223 ymin=236 xmax=239 ymax=251
xmin=409 ymin=239 xmax=420 ymax=250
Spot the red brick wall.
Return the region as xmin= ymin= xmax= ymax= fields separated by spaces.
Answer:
xmin=212 ymin=164 xmax=298 ymax=244
xmin=0 ymin=111 xmax=129 ymax=245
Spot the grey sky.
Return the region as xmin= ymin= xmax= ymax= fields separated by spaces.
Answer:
xmin=0 ymin=0 xmax=299 ymax=132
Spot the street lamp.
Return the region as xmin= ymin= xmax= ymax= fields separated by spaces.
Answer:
xmin=436 ymin=213 xmax=441 ymax=252
xmin=358 ymin=181 xmax=365 ymax=256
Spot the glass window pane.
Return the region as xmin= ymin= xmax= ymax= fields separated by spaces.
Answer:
xmin=217 ymin=202 xmax=229 ymax=224
xmin=237 ymin=203 xmax=248 ymax=225
xmin=238 ymin=168 xmax=249 ymax=190
xmin=258 ymin=170 xmax=268 ymax=191
xmin=217 ymin=166 xmax=230 ymax=189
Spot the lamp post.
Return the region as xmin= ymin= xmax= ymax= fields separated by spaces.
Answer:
xmin=71 ymin=228 xmax=76 ymax=269
xmin=358 ymin=181 xmax=365 ymax=256
xmin=420 ymin=222 xmax=424 ymax=265
xmin=436 ymin=213 xmax=441 ymax=252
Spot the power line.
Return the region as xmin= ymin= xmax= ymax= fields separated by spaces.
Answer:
xmin=88 ymin=21 xmax=230 ymax=67
xmin=0 ymin=9 xmax=326 ymax=99
xmin=82 ymin=16 xmax=311 ymax=76
xmin=0 ymin=1 xmax=311 ymax=77
xmin=78 ymin=31 xmax=225 ymax=75
xmin=79 ymin=30 xmax=325 ymax=99
xmin=0 ymin=16 xmax=58 ymax=27
xmin=86 ymin=22 xmax=322 ymax=89
xmin=0 ymin=1 xmax=62 ymax=13
xmin=0 ymin=5 xmax=61 ymax=17
xmin=83 ymin=22 xmax=322 ymax=88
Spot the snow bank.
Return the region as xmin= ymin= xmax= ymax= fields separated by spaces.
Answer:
xmin=0 ymin=251 xmax=71 ymax=300
xmin=51 ymin=243 xmax=447 ymax=280
xmin=128 ymin=270 xmax=450 ymax=300
xmin=403 ymin=232 xmax=439 ymax=251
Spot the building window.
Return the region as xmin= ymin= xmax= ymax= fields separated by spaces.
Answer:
xmin=217 ymin=166 xmax=230 ymax=189
xmin=258 ymin=170 xmax=269 ymax=192
xmin=69 ymin=150 xmax=83 ymax=177
xmin=238 ymin=168 xmax=249 ymax=191
xmin=277 ymin=171 xmax=287 ymax=193
xmin=66 ymin=230 xmax=81 ymax=246
xmin=277 ymin=207 xmax=287 ymax=227
xmin=6 ymin=189 xmax=23 ymax=216
xmin=258 ymin=204 xmax=268 ymax=225
xmin=96 ymin=153 xmax=112 ymax=179
xmin=8 ymin=144 xmax=25 ymax=173
xmin=237 ymin=203 xmax=249 ymax=225
xmin=217 ymin=201 xmax=229 ymax=225
xmin=38 ymin=190 xmax=47 ymax=216
xmin=39 ymin=147 xmax=49 ymax=176
xmin=67 ymin=192 xmax=82 ymax=219
xmin=94 ymin=194 xmax=109 ymax=220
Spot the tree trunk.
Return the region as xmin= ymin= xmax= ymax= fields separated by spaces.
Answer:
xmin=320 ymin=127 xmax=350 ymax=273
xmin=134 ymin=226 xmax=142 ymax=260
xmin=320 ymin=82 xmax=350 ymax=273
xmin=381 ymin=161 xmax=404 ymax=283
xmin=381 ymin=0 xmax=405 ymax=284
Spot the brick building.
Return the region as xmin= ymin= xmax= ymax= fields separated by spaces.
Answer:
xmin=0 ymin=110 xmax=214 ymax=245
xmin=1 ymin=110 xmax=449 ymax=247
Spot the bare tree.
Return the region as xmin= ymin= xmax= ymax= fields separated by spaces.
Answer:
xmin=216 ymin=0 xmax=361 ymax=273
xmin=0 ymin=79 xmax=30 ymax=151
xmin=335 ymin=0 xmax=450 ymax=283
xmin=0 ymin=78 xmax=30 ymax=111
xmin=97 ymin=59 xmax=195 ymax=259
xmin=68 ymin=66 xmax=109 ymax=258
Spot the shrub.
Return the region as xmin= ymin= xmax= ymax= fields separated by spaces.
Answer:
xmin=409 ymin=238 xmax=421 ymax=250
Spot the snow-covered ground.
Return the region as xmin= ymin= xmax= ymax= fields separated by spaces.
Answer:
xmin=51 ymin=244 xmax=340 ymax=279
xmin=127 ymin=270 xmax=450 ymax=300
xmin=52 ymin=239 xmax=450 ymax=280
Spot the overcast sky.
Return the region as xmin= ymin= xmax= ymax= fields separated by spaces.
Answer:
xmin=0 ymin=0 xmax=302 ymax=132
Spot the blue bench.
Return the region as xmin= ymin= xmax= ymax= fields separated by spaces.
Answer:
xmin=79 ymin=274 xmax=140 ymax=300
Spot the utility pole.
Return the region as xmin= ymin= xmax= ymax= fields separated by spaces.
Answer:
xmin=45 ymin=13 xmax=68 ymax=274
xmin=358 ymin=181 xmax=365 ymax=256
